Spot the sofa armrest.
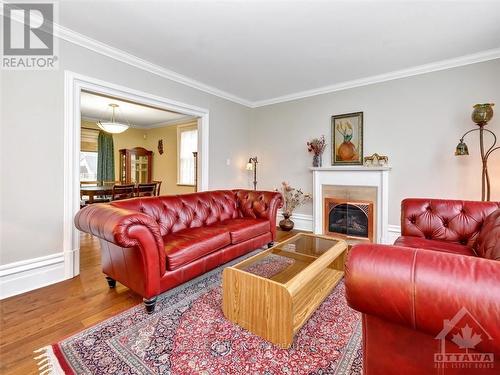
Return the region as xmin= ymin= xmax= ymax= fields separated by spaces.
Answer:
xmin=400 ymin=198 xmax=499 ymax=246
xmin=74 ymin=203 xmax=166 ymax=275
xmin=345 ymin=244 xmax=500 ymax=354
xmin=233 ymin=190 xmax=284 ymax=240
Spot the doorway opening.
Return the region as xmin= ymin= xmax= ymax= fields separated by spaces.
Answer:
xmin=64 ymin=71 xmax=210 ymax=279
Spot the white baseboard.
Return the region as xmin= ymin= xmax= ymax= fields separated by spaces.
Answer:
xmin=0 ymin=252 xmax=66 ymax=299
xmin=276 ymin=210 xmax=401 ymax=244
xmin=277 ymin=210 xmax=314 ymax=232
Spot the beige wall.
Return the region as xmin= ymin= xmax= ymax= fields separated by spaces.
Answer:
xmin=81 ymin=119 xmax=197 ymax=195
xmin=250 ymin=59 xmax=500 ymax=225
xmin=145 ymin=121 xmax=198 ymax=195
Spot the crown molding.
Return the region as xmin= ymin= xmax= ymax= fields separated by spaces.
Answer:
xmin=53 ymin=24 xmax=254 ymax=108
xmin=50 ymin=20 xmax=499 ymax=109
xmin=251 ymin=48 xmax=500 ymax=107
xmin=2 ymin=5 xmax=250 ymax=106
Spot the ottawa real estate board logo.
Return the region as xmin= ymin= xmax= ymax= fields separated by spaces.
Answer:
xmin=434 ymin=307 xmax=494 ymax=370
xmin=2 ymin=2 xmax=58 ymax=69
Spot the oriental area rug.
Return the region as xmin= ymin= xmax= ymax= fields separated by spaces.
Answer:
xmin=35 ymin=250 xmax=362 ymax=375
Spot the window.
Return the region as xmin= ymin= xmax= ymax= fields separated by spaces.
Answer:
xmin=80 ymin=127 xmax=99 ymax=181
xmin=177 ymin=124 xmax=198 ymax=185
xmin=80 ymin=151 xmax=98 ymax=181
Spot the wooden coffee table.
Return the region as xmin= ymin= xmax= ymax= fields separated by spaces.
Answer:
xmin=222 ymin=233 xmax=347 ymax=348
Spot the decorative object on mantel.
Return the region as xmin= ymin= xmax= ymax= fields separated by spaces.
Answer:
xmin=455 ymin=103 xmax=498 ymax=201
xmin=307 ymin=135 xmax=326 ymax=167
xmin=364 ymin=153 xmax=388 ymax=167
xmin=332 ymin=112 xmax=363 ymax=165
xmin=157 ymin=139 xmax=164 ymax=155
xmin=276 ymin=181 xmax=312 ymax=231
xmin=246 ymin=156 xmax=258 ymax=190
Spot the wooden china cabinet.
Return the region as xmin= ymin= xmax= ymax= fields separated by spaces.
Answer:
xmin=119 ymin=147 xmax=153 ymax=184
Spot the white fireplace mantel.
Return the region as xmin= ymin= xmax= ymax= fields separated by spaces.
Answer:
xmin=310 ymin=166 xmax=391 ymax=244
xmin=310 ymin=166 xmax=391 ymax=172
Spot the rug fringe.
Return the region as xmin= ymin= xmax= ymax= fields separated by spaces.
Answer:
xmin=33 ymin=346 xmax=65 ymax=375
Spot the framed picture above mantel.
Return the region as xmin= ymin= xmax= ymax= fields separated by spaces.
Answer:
xmin=331 ymin=112 xmax=363 ymax=165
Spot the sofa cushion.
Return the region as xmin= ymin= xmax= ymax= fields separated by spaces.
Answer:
xmin=211 ymin=218 xmax=270 ymax=244
xmin=164 ymin=227 xmax=231 ymax=270
xmin=394 ymin=236 xmax=476 ymax=257
xmin=474 ymin=208 xmax=500 ymax=261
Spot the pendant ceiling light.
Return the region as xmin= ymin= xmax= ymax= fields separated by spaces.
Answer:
xmin=97 ymin=104 xmax=130 ymax=134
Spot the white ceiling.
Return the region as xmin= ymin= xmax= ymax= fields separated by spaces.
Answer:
xmin=61 ymin=1 xmax=500 ymax=105
xmin=80 ymin=91 xmax=192 ymax=127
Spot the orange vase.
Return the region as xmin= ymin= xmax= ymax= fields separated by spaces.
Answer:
xmin=338 ymin=141 xmax=357 ymax=161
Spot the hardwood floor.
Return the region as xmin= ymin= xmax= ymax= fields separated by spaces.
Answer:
xmin=0 ymin=230 xmax=299 ymax=374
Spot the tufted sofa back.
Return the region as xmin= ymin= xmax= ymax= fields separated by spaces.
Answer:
xmin=109 ymin=190 xmax=281 ymax=237
xmin=474 ymin=208 xmax=500 ymax=260
xmin=401 ymin=198 xmax=500 ymax=247
xmin=233 ymin=190 xmax=280 ymax=219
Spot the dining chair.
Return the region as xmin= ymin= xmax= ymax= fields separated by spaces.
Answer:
xmin=96 ymin=180 xmax=117 ymax=200
xmin=111 ymin=184 xmax=136 ymax=201
xmin=152 ymin=180 xmax=162 ymax=196
xmin=136 ymin=183 xmax=157 ymax=197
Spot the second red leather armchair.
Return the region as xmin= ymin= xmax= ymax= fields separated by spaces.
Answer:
xmin=345 ymin=198 xmax=500 ymax=374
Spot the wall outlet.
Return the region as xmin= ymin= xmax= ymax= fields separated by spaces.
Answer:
xmin=226 ymin=158 xmax=231 ymax=166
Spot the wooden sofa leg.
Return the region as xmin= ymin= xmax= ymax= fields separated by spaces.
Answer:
xmin=143 ymin=297 xmax=157 ymax=314
xmin=267 ymin=241 xmax=275 ymax=249
xmin=105 ymin=276 xmax=116 ymax=288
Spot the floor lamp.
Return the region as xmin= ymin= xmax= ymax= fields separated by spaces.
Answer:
xmin=246 ymin=157 xmax=258 ymax=190
xmin=455 ymin=103 xmax=497 ymax=201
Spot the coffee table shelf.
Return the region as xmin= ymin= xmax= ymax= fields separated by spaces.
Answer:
xmin=222 ymin=233 xmax=347 ymax=348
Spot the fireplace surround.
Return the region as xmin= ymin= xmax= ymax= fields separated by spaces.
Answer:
xmin=311 ymin=166 xmax=390 ymax=243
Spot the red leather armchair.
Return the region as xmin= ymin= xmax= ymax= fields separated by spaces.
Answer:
xmin=75 ymin=190 xmax=283 ymax=312
xmin=395 ymin=198 xmax=499 ymax=256
xmin=345 ymin=198 xmax=500 ymax=374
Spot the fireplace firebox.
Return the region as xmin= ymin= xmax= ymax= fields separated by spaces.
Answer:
xmin=324 ymin=199 xmax=374 ymax=242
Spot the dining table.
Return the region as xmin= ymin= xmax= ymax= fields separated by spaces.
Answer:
xmin=80 ymin=185 xmax=114 ymax=204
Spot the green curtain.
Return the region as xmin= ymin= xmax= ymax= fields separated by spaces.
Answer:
xmin=97 ymin=131 xmax=115 ymax=182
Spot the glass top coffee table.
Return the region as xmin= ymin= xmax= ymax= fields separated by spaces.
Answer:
xmin=222 ymin=233 xmax=347 ymax=348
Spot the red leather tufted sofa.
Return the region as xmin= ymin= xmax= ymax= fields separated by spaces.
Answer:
xmin=345 ymin=198 xmax=500 ymax=374
xmin=75 ymin=189 xmax=283 ymax=312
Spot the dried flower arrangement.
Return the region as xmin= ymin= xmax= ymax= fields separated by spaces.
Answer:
xmin=307 ymin=135 xmax=326 ymax=167
xmin=276 ymin=182 xmax=312 ymax=231
xmin=277 ymin=181 xmax=312 ymax=216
